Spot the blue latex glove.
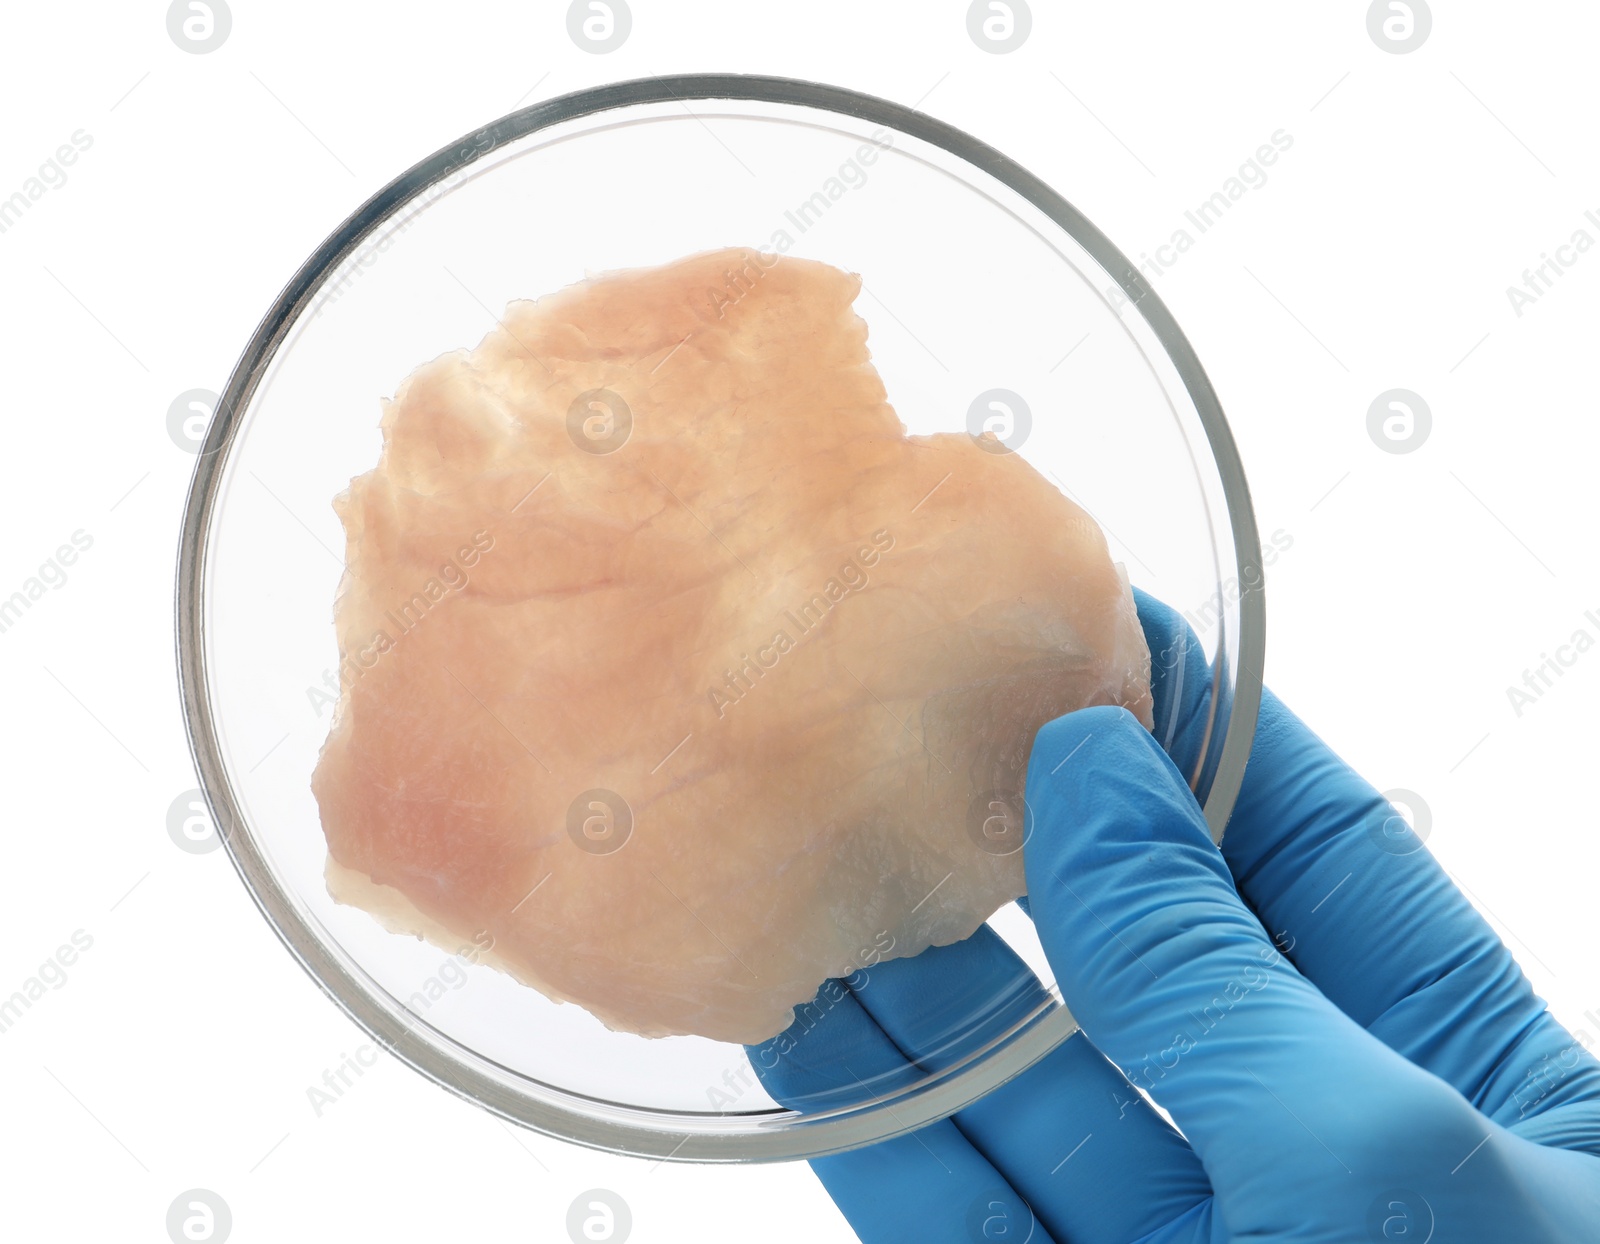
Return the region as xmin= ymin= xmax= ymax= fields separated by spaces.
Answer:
xmin=749 ymin=590 xmax=1600 ymax=1241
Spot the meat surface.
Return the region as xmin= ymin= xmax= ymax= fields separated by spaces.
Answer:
xmin=311 ymin=247 xmax=1152 ymax=1044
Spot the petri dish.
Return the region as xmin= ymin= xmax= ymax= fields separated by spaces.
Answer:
xmin=175 ymin=74 xmax=1265 ymax=1162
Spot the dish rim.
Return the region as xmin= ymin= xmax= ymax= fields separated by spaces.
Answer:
xmin=173 ymin=72 xmax=1267 ymax=1163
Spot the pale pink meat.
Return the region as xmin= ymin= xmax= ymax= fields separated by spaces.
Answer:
xmin=311 ymin=247 xmax=1152 ymax=1044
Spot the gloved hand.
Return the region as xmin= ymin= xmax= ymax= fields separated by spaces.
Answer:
xmin=749 ymin=589 xmax=1600 ymax=1242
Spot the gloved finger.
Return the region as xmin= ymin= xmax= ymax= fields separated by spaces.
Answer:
xmin=845 ymin=928 xmax=1212 ymax=1244
xmin=1227 ymin=686 xmax=1600 ymax=1129
xmin=1025 ymin=704 xmax=1482 ymax=1200
xmin=1133 ymin=589 xmax=1600 ymax=1126
xmin=1507 ymin=1099 xmax=1600 ymax=1158
xmin=749 ymin=979 xmax=1055 ymax=1243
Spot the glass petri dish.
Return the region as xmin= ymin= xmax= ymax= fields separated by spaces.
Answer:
xmin=175 ymin=74 xmax=1264 ymax=1163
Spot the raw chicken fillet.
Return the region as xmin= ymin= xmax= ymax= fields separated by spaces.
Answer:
xmin=312 ymin=247 xmax=1152 ymax=1044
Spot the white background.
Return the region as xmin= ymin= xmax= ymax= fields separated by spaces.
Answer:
xmin=2 ymin=1 xmax=1597 ymax=1240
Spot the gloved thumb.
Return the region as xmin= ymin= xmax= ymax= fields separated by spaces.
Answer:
xmin=1023 ymin=705 xmax=1476 ymax=1200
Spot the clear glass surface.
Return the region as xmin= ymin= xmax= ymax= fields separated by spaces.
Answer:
xmin=176 ymin=75 xmax=1264 ymax=1162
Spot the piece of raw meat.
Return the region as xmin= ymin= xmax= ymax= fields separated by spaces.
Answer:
xmin=311 ymin=247 xmax=1152 ymax=1045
